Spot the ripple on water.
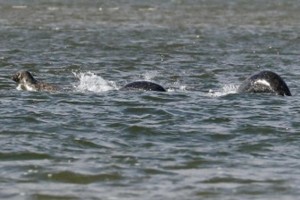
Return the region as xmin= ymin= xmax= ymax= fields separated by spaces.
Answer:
xmin=47 ymin=171 xmax=123 ymax=184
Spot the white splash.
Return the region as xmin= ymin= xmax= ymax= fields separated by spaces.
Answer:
xmin=73 ymin=71 xmax=118 ymax=93
xmin=143 ymin=71 xmax=158 ymax=81
xmin=207 ymin=84 xmax=239 ymax=97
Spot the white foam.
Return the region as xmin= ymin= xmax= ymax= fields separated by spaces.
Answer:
xmin=73 ymin=71 xmax=118 ymax=93
xmin=207 ymin=84 xmax=239 ymax=97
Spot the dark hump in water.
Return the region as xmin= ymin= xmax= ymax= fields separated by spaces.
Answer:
xmin=121 ymin=81 xmax=166 ymax=92
xmin=237 ymin=70 xmax=291 ymax=96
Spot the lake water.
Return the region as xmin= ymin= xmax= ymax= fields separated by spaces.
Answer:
xmin=1 ymin=0 xmax=300 ymax=199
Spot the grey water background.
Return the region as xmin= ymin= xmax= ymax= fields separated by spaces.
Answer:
xmin=1 ymin=0 xmax=300 ymax=199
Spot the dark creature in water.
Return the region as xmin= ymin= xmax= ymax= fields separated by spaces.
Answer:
xmin=237 ymin=70 xmax=291 ymax=96
xmin=12 ymin=70 xmax=59 ymax=92
xmin=120 ymin=81 xmax=166 ymax=92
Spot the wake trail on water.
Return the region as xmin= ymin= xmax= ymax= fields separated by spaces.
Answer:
xmin=207 ymin=84 xmax=239 ymax=97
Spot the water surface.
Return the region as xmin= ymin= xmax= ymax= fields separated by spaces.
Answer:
xmin=1 ymin=0 xmax=300 ymax=199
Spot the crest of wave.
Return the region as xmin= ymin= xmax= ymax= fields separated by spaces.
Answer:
xmin=73 ymin=71 xmax=118 ymax=92
xmin=208 ymin=84 xmax=239 ymax=97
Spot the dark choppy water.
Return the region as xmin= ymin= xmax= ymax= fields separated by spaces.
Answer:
xmin=1 ymin=0 xmax=300 ymax=199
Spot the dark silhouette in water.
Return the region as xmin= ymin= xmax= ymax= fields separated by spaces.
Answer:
xmin=238 ymin=71 xmax=291 ymax=96
xmin=13 ymin=70 xmax=290 ymax=95
xmin=12 ymin=71 xmax=166 ymax=92
xmin=12 ymin=70 xmax=59 ymax=92
xmin=121 ymin=81 xmax=166 ymax=92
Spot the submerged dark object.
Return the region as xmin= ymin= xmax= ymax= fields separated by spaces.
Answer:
xmin=12 ymin=70 xmax=59 ymax=92
xmin=237 ymin=70 xmax=291 ymax=96
xmin=121 ymin=81 xmax=166 ymax=92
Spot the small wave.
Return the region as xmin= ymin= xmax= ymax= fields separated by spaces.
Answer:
xmin=72 ymin=71 xmax=118 ymax=93
xmin=207 ymin=84 xmax=239 ymax=97
xmin=12 ymin=5 xmax=27 ymax=9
